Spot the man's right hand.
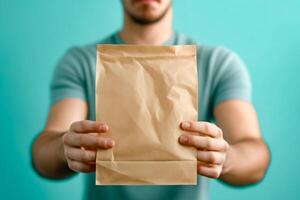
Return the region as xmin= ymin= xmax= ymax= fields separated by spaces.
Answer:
xmin=62 ymin=120 xmax=115 ymax=173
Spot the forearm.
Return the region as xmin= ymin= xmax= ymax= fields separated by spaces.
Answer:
xmin=31 ymin=131 xmax=75 ymax=179
xmin=220 ymin=138 xmax=270 ymax=185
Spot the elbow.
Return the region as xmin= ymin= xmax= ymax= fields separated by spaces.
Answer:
xmin=248 ymin=167 xmax=267 ymax=184
xmin=30 ymin=132 xmax=75 ymax=180
xmin=30 ymin=135 xmax=47 ymax=178
xmin=30 ymin=133 xmax=58 ymax=179
xmin=247 ymin=142 xmax=271 ymax=185
xmin=251 ymin=144 xmax=271 ymax=184
xmin=31 ymin=155 xmax=45 ymax=178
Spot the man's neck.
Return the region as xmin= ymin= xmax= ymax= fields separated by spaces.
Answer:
xmin=118 ymin=9 xmax=173 ymax=45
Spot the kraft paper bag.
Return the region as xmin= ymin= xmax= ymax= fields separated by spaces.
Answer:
xmin=96 ymin=44 xmax=198 ymax=185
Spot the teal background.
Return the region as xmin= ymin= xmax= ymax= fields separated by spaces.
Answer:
xmin=1 ymin=0 xmax=299 ymax=199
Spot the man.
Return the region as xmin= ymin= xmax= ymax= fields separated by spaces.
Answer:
xmin=31 ymin=0 xmax=270 ymax=199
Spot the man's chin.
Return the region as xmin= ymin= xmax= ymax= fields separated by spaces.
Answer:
xmin=127 ymin=8 xmax=170 ymax=25
xmin=128 ymin=15 xmax=161 ymax=25
xmin=134 ymin=15 xmax=161 ymax=24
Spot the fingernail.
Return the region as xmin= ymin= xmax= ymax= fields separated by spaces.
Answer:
xmin=181 ymin=121 xmax=190 ymax=129
xmin=180 ymin=135 xmax=188 ymax=143
xmin=99 ymin=124 xmax=108 ymax=131
xmin=106 ymin=139 xmax=114 ymax=147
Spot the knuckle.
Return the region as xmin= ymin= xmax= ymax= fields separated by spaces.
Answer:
xmin=206 ymin=138 xmax=214 ymax=149
xmin=189 ymin=121 xmax=197 ymax=129
xmin=196 ymin=151 xmax=202 ymax=160
xmin=208 ymin=153 xmax=217 ymax=163
xmin=71 ymin=120 xmax=87 ymax=132
xmin=82 ymin=151 xmax=89 ymax=160
xmin=64 ymin=148 xmax=70 ymax=158
xmin=78 ymin=164 xmax=88 ymax=172
xmin=192 ymin=137 xmax=200 ymax=147
xmin=203 ymin=122 xmax=211 ymax=133
xmin=82 ymin=151 xmax=92 ymax=161
xmin=62 ymin=133 xmax=67 ymax=144
xmin=224 ymin=141 xmax=229 ymax=151
xmin=62 ymin=132 xmax=70 ymax=144
xmin=78 ymin=135 xmax=85 ymax=146
xmin=213 ymin=125 xmax=222 ymax=137
xmin=69 ymin=161 xmax=84 ymax=172
xmin=70 ymin=121 xmax=78 ymax=131
xmin=222 ymin=154 xmax=227 ymax=163
xmin=210 ymin=170 xmax=220 ymax=179
xmin=78 ymin=121 xmax=86 ymax=130
xmin=217 ymin=127 xmax=223 ymax=137
xmin=81 ymin=120 xmax=90 ymax=127
xmin=68 ymin=161 xmax=74 ymax=170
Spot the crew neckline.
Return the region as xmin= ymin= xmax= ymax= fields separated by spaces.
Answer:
xmin=111 ymin=31 xmax=178 ymax=45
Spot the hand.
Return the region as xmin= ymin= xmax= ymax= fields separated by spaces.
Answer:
xmin=179 ymin=121 xmax=229 ymax=179
xmin=62 ymin=120 xmax=115 ymax=173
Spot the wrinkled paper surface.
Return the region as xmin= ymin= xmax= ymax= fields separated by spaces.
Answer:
xmin=96 ymin=45 xmax=198 ymax=185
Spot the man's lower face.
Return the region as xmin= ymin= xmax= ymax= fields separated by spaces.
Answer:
xmin=122 ymin=0 xmax=172 ymax=25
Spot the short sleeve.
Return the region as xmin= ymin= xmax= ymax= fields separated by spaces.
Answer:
xmin=50 ymin=47 xmax=87 ymax=105
xmin=212 ymin=47 xmax=252 ymax=108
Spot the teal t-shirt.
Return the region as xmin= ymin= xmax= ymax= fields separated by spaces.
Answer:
xmin=50 ymin=32 xmax=251 ymax=200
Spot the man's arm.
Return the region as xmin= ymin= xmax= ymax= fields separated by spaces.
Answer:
xmin=31 ymin=98 xmax=114 ymax=179
xmin=179 ymin=100 xmax=270 ymax=186
xmin=215 ymin=100 xmax=270 ymax=185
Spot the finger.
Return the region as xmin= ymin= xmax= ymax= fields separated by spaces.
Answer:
xmin=65 ymin=147 xmax=97 ymax=163
xmin=197 ymin=163 xmax=222 ymax=179
xmin=179 ymin=135 xmax=226 ymax=151
xmin=197 ymin=151 xmax=225 ymax=165
xmin=180 ymin=121 xmax=222 ymax=138
xmin=68 ymin=160 xmax=95 ymax=173
xmin=70 ymin=120 xmax=108 ymax=133
xmin=64 ymin=133 xmax=115 ymax=148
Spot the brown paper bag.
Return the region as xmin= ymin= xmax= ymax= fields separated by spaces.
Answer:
xmin=96 ymin=44 xmax=198 ymax=185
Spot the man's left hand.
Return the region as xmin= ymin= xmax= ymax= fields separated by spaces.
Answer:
xmin=179 ymin=121 xmax=229 ymax=179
